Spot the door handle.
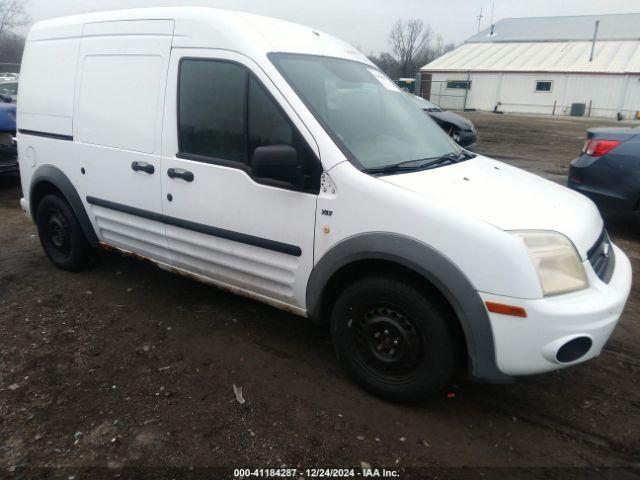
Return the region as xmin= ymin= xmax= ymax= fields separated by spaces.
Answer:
xmin=131 ymin=161 xmax=155 ymax=174
xmin=168 ymin=168 xmax=194 ymax=183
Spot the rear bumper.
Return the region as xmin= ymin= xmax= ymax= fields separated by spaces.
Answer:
xmin=568 ymin=178 xmax=636 ymax=210
xmin=0 ymin=161 xmax=18 ymax=174
xmin=481 ymin=244 xmax=632 ymax=376
xmin=0 ymin=155 xmax=18 ymax=174
xmin=568 ymin=156 xmax=638 ymax=210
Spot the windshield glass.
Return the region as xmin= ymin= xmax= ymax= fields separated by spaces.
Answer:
xmin=270 ymin=54 xmax=460 ymax=170
xmin=409 ymin=94 xmax=441 ymax=111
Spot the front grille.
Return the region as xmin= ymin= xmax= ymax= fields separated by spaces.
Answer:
xmin=587 ymin=230 xmax=615 ymax=283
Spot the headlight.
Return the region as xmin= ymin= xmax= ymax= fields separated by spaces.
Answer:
xmin=512 ymin=231 xmax=588 ymax=296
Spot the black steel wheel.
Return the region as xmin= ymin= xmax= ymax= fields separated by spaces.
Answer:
xmin=331 ymin=276 xmax=456 ymax=402
xmin=46 ymin=209 xmax=72 ymax=255
xmin=353 ymin=306 xmax=424 ymax=382
xmin=36 ymin=194 xmax=92 ymax=271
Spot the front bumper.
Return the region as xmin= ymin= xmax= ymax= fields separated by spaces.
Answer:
xmin=481 ymin=243 xmax=632 ymax=376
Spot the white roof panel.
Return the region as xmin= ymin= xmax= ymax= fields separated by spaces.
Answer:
xmin=422 ymin=40 xmax=640 ymax=74
xmin=28 ymin=7 xmax=371 ymax=65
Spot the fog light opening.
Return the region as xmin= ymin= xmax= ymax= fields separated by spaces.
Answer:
xmin=556 ymin=337 xmax=593 ymax=363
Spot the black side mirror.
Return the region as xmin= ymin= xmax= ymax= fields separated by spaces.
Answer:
xmin=0 ymin=94 xmax=11 ymax=103
xmin=252 ymin=145 xmax=302 ymax=187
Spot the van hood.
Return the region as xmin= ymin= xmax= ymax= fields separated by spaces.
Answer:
xmin=381 ymin=156 xmax=603 ymax=259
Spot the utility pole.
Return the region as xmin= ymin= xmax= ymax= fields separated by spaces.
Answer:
xmin=489 ymin=1 xmax=495 ymax=35
xmin=476 ymin=8 xmax=484 ymax=33
xmin=589 ymin=20 xmax=600 ymax=62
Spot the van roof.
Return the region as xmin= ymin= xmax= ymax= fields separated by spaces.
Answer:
xmin=28 ymin=7 xmax=371 ymax=65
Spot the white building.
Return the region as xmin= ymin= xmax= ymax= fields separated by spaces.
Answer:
xmin=421 ymin=13 xmax=640 ymax=119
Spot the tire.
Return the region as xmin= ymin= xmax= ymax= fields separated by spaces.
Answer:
xmin=330 ymin=276 xmax=456 ymax=402
xmin=35 ymin=194 xmax=93 ymax=271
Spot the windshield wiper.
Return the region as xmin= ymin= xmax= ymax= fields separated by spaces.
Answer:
xmin=363 ymin=162 xmax=417 ymax=175
xmin=417 ymin=150 xmax=476 ymax=170
xmin=364 ymin=151 xmax=476 ymax=176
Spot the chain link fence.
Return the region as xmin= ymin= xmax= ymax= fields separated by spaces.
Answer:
xmin=416 ymin=75 xmax=469 ymax=110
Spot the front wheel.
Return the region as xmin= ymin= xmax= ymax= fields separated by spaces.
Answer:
xmin=35 ymin=194 xmax=93 ymax=271
xmin=330 ymin=276 xmax=456 ymax=402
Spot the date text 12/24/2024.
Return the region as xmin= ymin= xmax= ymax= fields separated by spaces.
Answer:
xmin=234 ymin=468 xmax=401 ymax=478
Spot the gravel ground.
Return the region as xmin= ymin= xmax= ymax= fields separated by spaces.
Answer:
xmin=1 ymin=112 xmax=639 ymax=479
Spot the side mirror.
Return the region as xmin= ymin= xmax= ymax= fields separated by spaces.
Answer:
xmin=0 ymin=94 xmax=11 ymax=103
xmin=252 ymin=145 xmax=302 ymax=187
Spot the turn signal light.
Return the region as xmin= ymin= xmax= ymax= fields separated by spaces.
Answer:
xmin=486 ymin=302 xmax=528 ymax=318
xmin=583 ymin=139 xmax=621 ymax=157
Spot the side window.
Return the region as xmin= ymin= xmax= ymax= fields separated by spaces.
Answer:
xmin=248 ymin=76 xmax=293 ymax=155
xmin=178 ymin=60 xmax=248 ymax=163
xmin=248 ymin=76 xmax=322 ymax=192
xmin=177 ymin=58 xmax=321 ymax=192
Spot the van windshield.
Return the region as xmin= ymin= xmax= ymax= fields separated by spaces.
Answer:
xmin=270 ymin=53 xmax=460 ymax=171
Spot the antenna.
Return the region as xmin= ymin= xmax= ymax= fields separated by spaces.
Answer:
xmin=476 ymin=7 xmax=484 ymax=33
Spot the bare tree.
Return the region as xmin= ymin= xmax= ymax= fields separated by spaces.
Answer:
xmin=0 ymin=0 xmax=28 ymax=39
xmin=389 ymin=18 xmax=433 ymax=78
xmin=0 ymin=32 xmax=24 ymax=64
xmin=371 ymin=20 xmax=455 ymax=82
xmin=432 ymin=34 xmax=456 ymax=59
xmin=442 ymin=42 xmax=456 ymax=55
xmin=367 ymin=51 xmax=401 ymax=79
xmin=0 ymin=0 xmax=28 ymax=64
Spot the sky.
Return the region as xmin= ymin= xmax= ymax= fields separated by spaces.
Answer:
xmin=24 ymin=0 xmax=640 ymax=54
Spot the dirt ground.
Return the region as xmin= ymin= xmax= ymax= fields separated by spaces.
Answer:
xmin=1 ymin=112 xmax=640 ymax=478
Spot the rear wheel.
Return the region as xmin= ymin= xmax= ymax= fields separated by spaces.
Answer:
xmin=35 ymin=194 xmax=92 ymax=271
xmin=331 ymin=276 xmax=456 ymax=402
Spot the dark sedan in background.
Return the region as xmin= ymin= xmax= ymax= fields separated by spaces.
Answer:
xmin=409 ymin=94 xmax=477 ymax=149
xmin=569 ymin=126 xmax=640 ymax=211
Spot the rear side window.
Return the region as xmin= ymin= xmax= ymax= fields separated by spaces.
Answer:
xmin=178 ymin=59 xmax=321 ymax=192
xmin=179 ymin=60 xmax=248 ymax=163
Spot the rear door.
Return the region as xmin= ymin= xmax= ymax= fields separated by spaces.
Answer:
xmin=160 ymin=49 xmax=322 ymax=310
xmin=74 ymin=20 xmax=174 ymax=263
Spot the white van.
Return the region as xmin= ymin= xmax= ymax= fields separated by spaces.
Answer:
xmin=17 ymin=8 xmax=632 ymax=401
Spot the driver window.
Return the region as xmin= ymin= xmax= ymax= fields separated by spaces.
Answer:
xmin=247 ymin=75 xmax=322 ymax=192
xmin=177 ymin=58 xmax=322 ymax=193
